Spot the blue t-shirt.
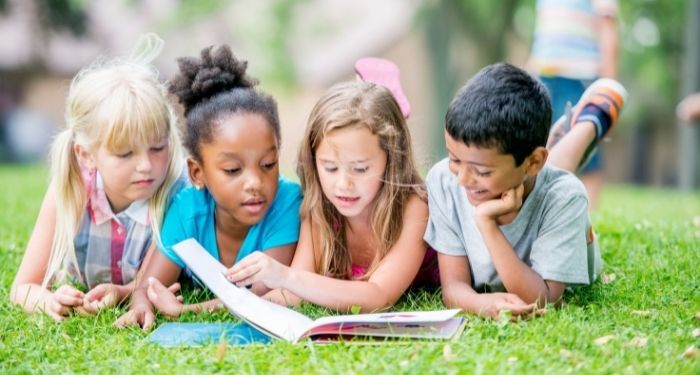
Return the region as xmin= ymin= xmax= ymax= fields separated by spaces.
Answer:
xmin=159 ymin=177 xmax=302 ymax=276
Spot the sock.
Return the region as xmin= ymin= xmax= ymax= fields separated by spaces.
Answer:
xmin=574 ymin=104 xmax=612 ymax=141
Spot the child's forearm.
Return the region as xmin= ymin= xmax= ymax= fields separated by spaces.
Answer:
xmin=281 ymin=268 xmax=393 ymax=312
xmin=129 ymin=285 xmax=154 ymax=311
xmin=263 ymin=288 xmax=302 ymax=307
xmin=10 ymin=283 xmax=53 ymax=313
xmin=477 ymin=222 xmax=557 ymax=306
xmin=442 ymin=280 xmax=485 ymax=314
xmin=180 ymin=298 xmax=224 ymax=314
xmin=115 ymin=282 xmax=134 ymax=302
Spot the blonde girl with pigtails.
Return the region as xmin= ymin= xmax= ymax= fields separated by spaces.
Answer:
xmin=10 ymin=34 xmax=187 ymax=321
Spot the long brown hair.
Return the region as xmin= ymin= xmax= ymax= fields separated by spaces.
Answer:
xmin=297 ymin=81 xmax=425 ymax=280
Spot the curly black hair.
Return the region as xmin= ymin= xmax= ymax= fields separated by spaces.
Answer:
xmin=169 ymin=45 xmax=280 ymax=161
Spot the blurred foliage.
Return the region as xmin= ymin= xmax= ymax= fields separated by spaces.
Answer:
xmin=160 ymin=0 xmax=225 ymax=25
xmin=419 ymin=0 xmax=691 ymax=134
xmin=617 ymin=1 xmax=688 ymax=122
xmin=0 ymin=0 xmax=692 ymax=120
xmin=35 ymin=0 xmax=88 ymax=36
xmin=0 ymin=0 xmax=87 ymax=35
xmin=233 ymin=0 xmax=305 ymax=91
xmin=156 ymin=0 xmax=302 ymax=90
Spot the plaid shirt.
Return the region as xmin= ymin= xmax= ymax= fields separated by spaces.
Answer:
xmin=60 ymin=170 xmax=152 ymax=290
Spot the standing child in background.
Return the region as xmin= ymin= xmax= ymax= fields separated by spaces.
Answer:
xmin=226 ymin=77 xmax=439 ymax=313
xmin=10 ymin=34 xmax=187 ymax=321
xmin=528 ymin=0 xmax=620 ymax=210
xmin=427 ymin=63 xmax=626 ymax=319
xmin=117 ymin=45 xmax=302 ymax=330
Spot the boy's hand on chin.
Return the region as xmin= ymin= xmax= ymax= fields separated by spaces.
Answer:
xmin=475 ymin=184 xmax=524 ymax=224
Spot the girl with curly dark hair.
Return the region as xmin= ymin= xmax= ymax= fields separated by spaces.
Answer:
xmin=117 ymin=45 xmax=302 ymax=329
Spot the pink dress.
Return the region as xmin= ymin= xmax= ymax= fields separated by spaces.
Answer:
xmin=351 ymin=247 xmax=440 ymax=288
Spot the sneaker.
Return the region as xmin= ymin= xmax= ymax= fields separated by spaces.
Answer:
xmin=546 ymin=78 xmax=628 ymax=165
xmin=354 ymin=57 xmax=411 ymax=118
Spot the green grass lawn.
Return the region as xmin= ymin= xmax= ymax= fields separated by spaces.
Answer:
xmin=1 ymin=164 xmax=698 ymax=373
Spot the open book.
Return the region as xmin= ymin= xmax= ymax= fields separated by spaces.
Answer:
xmin=172 ymin=239 xmax=464 ymax=343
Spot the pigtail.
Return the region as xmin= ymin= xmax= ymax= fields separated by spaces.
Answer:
xmin=42 ymin=128 xmax=86 ymax=288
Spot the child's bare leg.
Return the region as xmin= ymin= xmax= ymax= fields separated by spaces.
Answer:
xmin=580 ymin=172 xmax=604 ymax=209
xmin=544 ymin=78 xmax=627 ymax=174
xmin=547 ymin=121 xmax=597 ymax=173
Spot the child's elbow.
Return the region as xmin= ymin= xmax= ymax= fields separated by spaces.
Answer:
xmin=9 ymin=282 xmax=30 ymax=307
xmin=357 ymin=287 xmax=395 ymax=313
xmin=440 ymin=283 xmax=458 ymax=308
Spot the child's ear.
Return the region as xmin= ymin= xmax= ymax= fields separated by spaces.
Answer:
xmin=74 ymin=144 xmax=96 ymax=170
xmin=187 ymin=158 xmax=205 ymax=189
xmin=526 ymin=146 xmax=548 ymax=176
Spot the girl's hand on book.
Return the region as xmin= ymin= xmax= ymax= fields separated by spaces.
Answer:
xmin=146 ymin=277 xmax=184 ymax=317
xmin=225 ymin=252 xmax=288 ymax=290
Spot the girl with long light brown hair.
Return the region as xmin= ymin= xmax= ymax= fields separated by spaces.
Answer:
xmin=226 ymin=79 xmax=438 ymax=312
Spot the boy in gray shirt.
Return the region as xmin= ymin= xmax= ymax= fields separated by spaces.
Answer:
xmin=425 ymin=63 xmax=627 ymax=318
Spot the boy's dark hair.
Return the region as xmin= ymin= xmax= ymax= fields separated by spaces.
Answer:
xmin=169 ymin=45 xmax=280 ymax=162
xmin=445 ymin=63 xmax=551 ymax=166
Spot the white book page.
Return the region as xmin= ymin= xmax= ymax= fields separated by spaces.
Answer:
xmin=172 ymin=239 xmax=313 ymax=341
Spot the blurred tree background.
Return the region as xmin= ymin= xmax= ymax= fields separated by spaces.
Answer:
xmin=419 ymin=0 xmax=695 ymax=186
xmin=1 ymin=0 xmax=697 ymax=187
xmin=10 ymin=0 xmax=690 ymax=116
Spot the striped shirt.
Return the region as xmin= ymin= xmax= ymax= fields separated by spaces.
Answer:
xmin=530 ymin=0 xmax=618 ymax=79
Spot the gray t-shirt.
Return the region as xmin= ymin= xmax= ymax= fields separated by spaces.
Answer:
xmin=424 ymin=159 xmax=601 ymax=292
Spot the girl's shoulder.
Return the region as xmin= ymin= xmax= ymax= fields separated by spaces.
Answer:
xmin=169 ymin=185 xmax=213 ymax=215
xmin=261 ymin=176 xmax=302 ymax=224
xmin=170 ymin=167 xmax=192 ymax=196
xmin=275 ymin=176 xmax=303 ymax=202
xmin=403 ymin=192 xmax=429 ymax=219
xmin=406 ymin=191 xmax=428 ymax=208
xmin=278 ymin=175 xmax=301 ymax=190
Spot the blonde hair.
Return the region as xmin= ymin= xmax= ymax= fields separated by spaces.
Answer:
xmin=42 ymin=34 xmax=185 ymax=288
xmin=297 ymin=81 xmax=426 ymax=280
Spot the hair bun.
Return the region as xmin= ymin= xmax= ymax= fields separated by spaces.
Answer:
xmin=170 ymin=45 xmax=258 ymax=114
